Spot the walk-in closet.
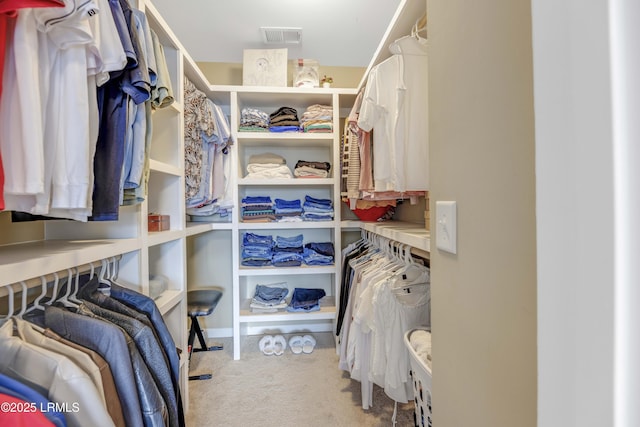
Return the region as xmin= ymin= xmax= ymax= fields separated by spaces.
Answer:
xmin=0 ymin=0 xmax=548 ymax=425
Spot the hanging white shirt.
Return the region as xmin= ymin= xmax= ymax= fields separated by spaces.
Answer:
xmin=0 ymin=9 xmax=46 ymax=208
xmin=36 ymin=0 xmax=100 ymax=219
xmin=357 ymin=36 xmax=429 ymax=193
xmin=358 ymin=57 xmax=402 ymax=192
xmin=390 ymin=35 xmax=429 ymax=191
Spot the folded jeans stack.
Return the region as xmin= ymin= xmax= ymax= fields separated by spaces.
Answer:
xmin=272 ymin=234 xmax=304 ymax=267
xmin=303 ymin=242 xmax=335 ymax=266
xmin=250 ymin=283 xmax=289 ymax=313
xmin=241 ymin=232 xmax=274 ymax=266
xmin=302 ymin=195 xmax=334 ymax=221
xmin=286 ymin=288 xmax=327 ymax=312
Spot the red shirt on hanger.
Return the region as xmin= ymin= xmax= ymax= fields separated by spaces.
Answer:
xmin=0 ymin=393 xmax=55 ymax=427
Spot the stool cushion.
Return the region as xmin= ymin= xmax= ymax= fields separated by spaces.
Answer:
xmin=187 ymin=289 xmax=223 ymax=317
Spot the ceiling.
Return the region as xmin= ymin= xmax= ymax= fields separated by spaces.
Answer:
xmin=150 ymin=0 xmax=403 ymax=67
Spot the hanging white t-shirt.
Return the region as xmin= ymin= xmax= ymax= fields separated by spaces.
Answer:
xmin=358 ymin=57 xmax=402 ymax=192
xmin=0 ymin=9 xmax=46 ymax=208
xmin=35 ymin=0 xmax=99 ymax=219
xmin=391 ymin=36 xmax=429 ymax=191
xmin=357 ymin=37 xmax=429 ymax=193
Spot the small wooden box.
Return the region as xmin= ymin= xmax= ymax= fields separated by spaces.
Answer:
xmin=148 ymin=214 xmax=170 ymax=232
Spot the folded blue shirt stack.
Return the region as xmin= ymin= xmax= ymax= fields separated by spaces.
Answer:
xmin=302 ymin=195 xmax=334 ymax=222
xmin=273 ymin=198 xmax=303 ymax=220
xmin=242 ymin=195 xmax=275 ymax=222
xmin=286 ymin=288 xmax=327 ymax=312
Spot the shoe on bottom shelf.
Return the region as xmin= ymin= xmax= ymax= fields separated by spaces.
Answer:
xmin=272 ymin=335 xmax=287 ymax=356
xmin=288 ymin=335 xmax=303 ymax=354
xmin=259 ymin=335 xmax=274 ymax=355
xmin=301 ymin=335 xmax=316 ymax=354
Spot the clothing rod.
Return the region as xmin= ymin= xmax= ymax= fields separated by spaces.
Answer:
xmin=0 ymin=256 xmax=121 ymax=298
xmin=360 ymin=226 xmax=430 ymax=261
xmin=409 ymin=247 xmax=430 ymax=261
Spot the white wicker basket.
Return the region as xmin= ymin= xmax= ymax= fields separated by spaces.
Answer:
xmin=404 ymin=327 xmax=432 ymax=427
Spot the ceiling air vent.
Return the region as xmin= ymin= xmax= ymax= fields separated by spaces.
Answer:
xmin=260 ymin=27 xmax=303 ymax=44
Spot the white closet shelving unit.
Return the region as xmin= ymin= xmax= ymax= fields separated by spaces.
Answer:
xmin=226 ymin=87 xmax=353 ymax=360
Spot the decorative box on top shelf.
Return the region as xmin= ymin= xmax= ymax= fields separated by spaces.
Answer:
xmin=243 ymin=48 xmax=288 ymax=87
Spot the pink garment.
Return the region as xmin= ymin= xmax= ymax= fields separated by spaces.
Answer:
xmin=358 ymin=131 xmax=374 ymax=192
xmin=0 ymin=394 xmax=55 ymax=427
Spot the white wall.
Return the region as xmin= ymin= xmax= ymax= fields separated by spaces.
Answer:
xmin=532 ymin=0 xmax=617 ymax=425
xmin=609 ymin=2 xmax=640 ymax=426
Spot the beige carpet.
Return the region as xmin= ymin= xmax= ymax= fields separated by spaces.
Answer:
xmin=186 ymin=332 xmax=416 ymax=427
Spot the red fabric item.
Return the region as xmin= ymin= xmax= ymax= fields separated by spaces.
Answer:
xmin=351 ymin=205 xmax=394 ymax=222
xmin=0 ymin=13 xmax=6 ymax=210
xmin=0 ymin=0 xmax=63 ymax=211
xmin=0 ymin=0 xmax=63 ymax=13
xmin=0 ymin=393 xmax=55 ymax=427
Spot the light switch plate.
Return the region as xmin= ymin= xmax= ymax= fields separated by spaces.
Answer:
xmin=436 ymin=201 xmax=457 ymax=254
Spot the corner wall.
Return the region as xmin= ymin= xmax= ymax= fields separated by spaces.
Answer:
xmin=428 ymin=1 xmax=537 ymax=425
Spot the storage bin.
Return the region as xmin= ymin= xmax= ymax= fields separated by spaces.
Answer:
xmin=404 ymin=327 xmax=432 ymax=427
xmin=148 ymin=214 xmax=170 ymax=232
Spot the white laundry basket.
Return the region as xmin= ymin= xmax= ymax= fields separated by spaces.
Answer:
xmin=404 ymin=327 xmax=432 ymax=427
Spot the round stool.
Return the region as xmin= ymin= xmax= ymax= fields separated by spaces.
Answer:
xmin=187 ymin=289 xmax=223 ymax=380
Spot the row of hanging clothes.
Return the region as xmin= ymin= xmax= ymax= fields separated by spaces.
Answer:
xmin=0 ymin=258 xmax=184 ymax=427
xmin=184 ymin=77 xmax=234 ymax=220
xmin=1 ymin=0 xmax=176 ymax=221
xmin=337 ymin=229 xmax=430 ymax=412
xmin=341 ymin=14 xmax=428 ymax=218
